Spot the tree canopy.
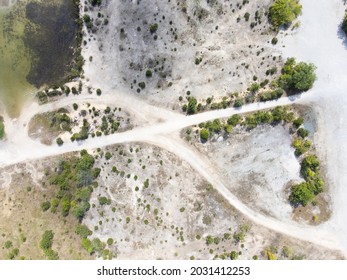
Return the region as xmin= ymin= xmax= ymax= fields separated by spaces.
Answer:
xmin=279 ymin=58 xmax=317 ymax=92
xmin=269 ymin=0 xmax=302 ymax=29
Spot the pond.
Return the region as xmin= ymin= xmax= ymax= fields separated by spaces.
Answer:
xmin=0 ymin=0 xmax=78 ymax=118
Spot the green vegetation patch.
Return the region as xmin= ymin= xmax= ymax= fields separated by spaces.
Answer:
xmin=0 ymin=116 xmax=5 ymax=140
xmin=269 ymin=0 xmax=302 ymax=29
xmin=278 ymin=58 xmax=316 ymax=93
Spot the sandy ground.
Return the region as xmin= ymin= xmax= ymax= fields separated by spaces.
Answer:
xmin=192 ymin=125 xmax=302 ymax=221
xmin=277 ymin=0 xmax=347 ymax=255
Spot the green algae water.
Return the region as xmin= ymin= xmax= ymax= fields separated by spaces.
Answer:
xmin=0 ymin=2 xmax=34 ymax=117
xmin=0 ymin=0 xmax=78 ymax=118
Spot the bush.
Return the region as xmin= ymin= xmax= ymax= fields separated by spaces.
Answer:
xmin=75 ymin=225 xmax=92 ymax=238
xmin=96 ymin=89 xmax=102 ymax=96
xmin=149 ymin=23 xmax=158 ymax=33
xmin=200 ymin=129 xmax=209 ymax=142
xmin=227 ymin=114 xmax=241 ymax=126
xmin=269 ymin=0 xmax=302 ymax=29
xmin=145 ymin=69 xmax=152 ymax=77
xmin=56 ymin=137 xmax=64 ymax=146
xmin=40 ymin=230 xmax=54 ymax=250
xmin=293 ymin=117 xmax=304 ymax=128
xmin=234 ymin=99 xmax=244 ymax=108
xmin=271 ymin=37 xmax=278 ymax=45
xmin=301 ymin=155 xmax=320 ymax=180
xmin=98 ymin=196 xmax=111 ymax=205
xmin=40 ymin=201 xmax=51 ymax=212
xmin=297 ymin=128 xmax=309 ymax=138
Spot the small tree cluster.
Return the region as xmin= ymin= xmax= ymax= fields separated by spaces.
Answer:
xmin=279 ymin=58 xmax=317 ymax=92
xmin=269 ymin=0 xmax=302 ymax=29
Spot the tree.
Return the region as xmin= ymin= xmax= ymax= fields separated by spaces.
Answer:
xmin=200 ymin=129 xmax=209 ymax=142
xmin=269 ymin=0 xmax=302 ymax=29
xmin=279 ymin=58 xmax=317 ymax=92
xmin=289 ymin=182 xmax=314 ymax=206
xmin=343 ymin=13 xmax=347 ymax=35
xmin=187 ymin=97 xmax=198 ymax=115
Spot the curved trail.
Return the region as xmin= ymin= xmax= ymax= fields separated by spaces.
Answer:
xmin=0 ymin=0 xmax=346 ymax=257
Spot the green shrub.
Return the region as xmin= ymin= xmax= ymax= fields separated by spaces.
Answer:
xmin=98 ymin=196 xmax=111 ymax=205
xmin=297 ymin=128 xmax=309 ymax=138
xmin=96 ymin=89 xmax=102 ymax=95
xmin=234 ymin=99 xmax=244 ymax=108
xmin=269 ymin=0 xmax=302 ymax=29
xmin=40 ymin=201 xmax=51 ymax=212
xmin=227 ymin=115 xmax=241 ymax=126
xmin=293 ymin=117 xmax=304 ymax=128
xmin=149 ymin=23 xmax=158 ymax=33
xmin=56 ymin=137 xmax=64 ymax=146
xmin=75 ymin=225 xmax=92 ymax=238
xmin=301 ymin=155 xmax=320 ymax=180
xmin=200 ymin=129 xmax=209 ymax=142
xmin=40 ymin=230 xmax=54 ymax=250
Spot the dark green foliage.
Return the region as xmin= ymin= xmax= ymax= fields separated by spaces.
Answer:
xmin=56 ymin=137 xmax=64 ymax=146
xmin=234 ymin=99 xmax=244 ymax=108
xmin=244 ymin=12 xmax=250 ymax=21
xmin=227 ymin=114 xmax=241 ymax=126
xmin=301 ymin=155 xmax=320 ymax=180
xmin=83 ymin=14 xmax=93 ymax=29
xmin=293 ymin=117 xmax=304 ymax=128
xmin=269 ymin=0 xmax=302 ymax=29
xmin=279 ymin=58 xmax=317 ymax=92
xmin=343 ymin=13 xmax=347 ymax=35
xmin=249 ymin=83 xmax=260 ymax=93
xmin=41 ymin=201 xmax=51 ymax=212
xmin=138 ymin=82 xmax=146 ymax=89
xmin=0 ymin=117 xmax=5 ymax=139
xmin=149 ymin=23 xmax=158 ymax=33
xmin=187 ymin=97 xmax=198 ymax=115
xmin=271 ymin=37 xmax=278 ymax=45
xmin=98 ymin=196 xmax=111 ymax=206
xmin=40 ymin=230 xmax=54 ymax=250
xmin=89 ymin=0 xmax=102 ymax=6
xmin=105 ymin=152 xmax=112 ymax=160
xmin=73 ymin=103 xmax=78 ymax=110
xmin=297 ymin=128 xmax=309 ymax=138
xmin=96 ymin=89 xmax=102 ymax=96
xmin=145 ymin=69 xmax=152 ymax=77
